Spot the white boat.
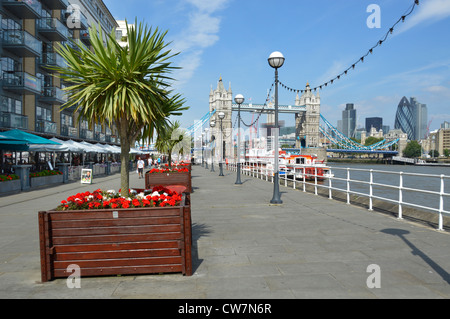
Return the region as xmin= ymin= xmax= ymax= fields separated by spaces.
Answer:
xmin=243 ymin=148 xmax=333 ymax=180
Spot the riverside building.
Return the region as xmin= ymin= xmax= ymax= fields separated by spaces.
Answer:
xmin=0 ymin=0 xmax=119 ymax=144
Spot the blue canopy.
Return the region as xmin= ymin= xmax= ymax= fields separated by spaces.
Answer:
xmin=1 ymin=129 xmax=61 ymax=145
xmin=0 ymin=129 xmax=64 ymax=151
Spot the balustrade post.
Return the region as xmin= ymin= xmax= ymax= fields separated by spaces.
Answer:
xmin=314 ymin=167 xmax=318 ymax=195
xmin=438 ymin=174 xmax=444 ymax=231
xmin=293 ymin=167 xmax=296 ymax=190
xmin=369 ymin=169 xmax=373 ymax=211
xmin=398 ymin=172 xmax=403 ymax=219
xmin=346 ymin=168 xmax=350 ymax=204
xmin=328 ymin=172 xmax=332 ymax=199
xmin=302 ymin=167 xmax=306 ymax=192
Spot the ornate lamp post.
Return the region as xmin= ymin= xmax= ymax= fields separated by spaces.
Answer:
xmin=210 ymin=120 xmax=215 ymax=172
xmin=268 ymin=51 xmax=285 ymax=204
xmin=218 ymin=111 xmax=225 ymax=176
xmin=234 ymin=94 xmax=244 ymax=184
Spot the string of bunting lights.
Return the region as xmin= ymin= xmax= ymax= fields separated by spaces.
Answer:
xmin=278 ymin=0 xmax=420 ymax=94
xmin=239 ymin=82 xmax=275 ymax=128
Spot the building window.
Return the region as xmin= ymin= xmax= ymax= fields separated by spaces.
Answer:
xmin=36 ymin=105 xmax=52 ymax=121
xmin=0 ymin=96 xmax=22 ymax=114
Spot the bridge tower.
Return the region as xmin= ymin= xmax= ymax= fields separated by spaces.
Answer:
xmin=295 ymin=82 xmax=321 ymax=149
xmin=209 ymin=77 xmax=233 ymax=161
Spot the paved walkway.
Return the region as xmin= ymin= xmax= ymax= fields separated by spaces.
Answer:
xmin=0 ymin=165 xmax=449 ymax=299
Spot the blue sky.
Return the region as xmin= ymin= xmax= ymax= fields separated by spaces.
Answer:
xmin=103 ymin=0 xmax=450 ymax=133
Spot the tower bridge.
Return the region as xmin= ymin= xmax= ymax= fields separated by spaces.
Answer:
xmin=187 ymin=77 xmax=400 ymax=160
xmin=231 ymin=103 xmax=306 ymax=114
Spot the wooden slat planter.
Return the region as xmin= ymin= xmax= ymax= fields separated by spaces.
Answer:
xmin=145 ymin=168 xmax=192 ymax=193
xmin=38 ymin=194 xmax=192 ymax=282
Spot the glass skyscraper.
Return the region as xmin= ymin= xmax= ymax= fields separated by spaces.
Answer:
xmin=342 ymin=103 xmax=356 ymax=138
xmin=394 ymin=96 xmax=427 ymax=140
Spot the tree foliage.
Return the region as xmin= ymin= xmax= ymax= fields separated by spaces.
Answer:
xmin=403 ymin=140 xmax=422 ymax=158
xmin=52 ymin=20 xmax=188 ymax=196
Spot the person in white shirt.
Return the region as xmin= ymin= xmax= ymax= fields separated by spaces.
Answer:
xmin=137 ymin=157 xmax=145 ymax=179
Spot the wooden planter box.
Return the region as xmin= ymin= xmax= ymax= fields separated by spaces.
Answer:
xmin=145 ymin=168 xmax=192 ymax=193
xmin=31 ymin=174 xmax=63 ymax=188
xmin=39 ymin=194 xmax=192 ymax=282
xmin=0 ymin=179 xmax=21 ymax=195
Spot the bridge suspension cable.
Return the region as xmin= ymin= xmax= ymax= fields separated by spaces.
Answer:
xmin=320 ymin=114 xmax=399 ymax=150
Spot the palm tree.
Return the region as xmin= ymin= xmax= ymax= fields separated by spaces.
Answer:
xmin=53 ymin=20 xmax=188 ymax=196
xmin=155 ymin=120 xmax=190 ymax=169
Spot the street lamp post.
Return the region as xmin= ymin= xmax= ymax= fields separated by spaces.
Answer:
xmin=210 ymin=120 xmax=215 ymax=172
xmin=268 ymin=51 xmax=285 ymax=205
xmin=234 ymin=94 xmax=244 ymax=184
xmin=201 ymin=132 xmax=205 ymax=167
xmin=204 ymin=128 xmax=209 ymax=169
xmin=218 ymin=112 xmax=225 ymax=176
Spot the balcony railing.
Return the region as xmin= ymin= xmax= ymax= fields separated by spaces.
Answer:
xmin=0 ymin=112 xmax=28 ymax=130
xmin=36 ymin=119 xmax=57 ymax=134
xmin=39 ymin=0 xmax=69 ymax=10
xmin=2 ymin=72 xmax=42 ymax=94
xmin=2 ymin=0 xmax=42 ymax=19
xmin=80 ymin=129 xmax=93 ymax=140
xmin=61 ymin=124 xmax=78 ymax=138
xmin=95 ymin=132 xmax=105 ymax=142
xmin=38 ymin=52 xmax=68 ymax=72
xmin=39 ymin=87 xmax=68 ymax=105
xmin=37 ymin=18 xmax=69 ymax=42
xmin=2 ymin=30 xmax=42 ymax=57
xmin=80 ymin=30 xmax=91 ymax=45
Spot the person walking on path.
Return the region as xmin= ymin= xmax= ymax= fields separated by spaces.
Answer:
xmin=137 ymin=157 xmax=145 ymax=179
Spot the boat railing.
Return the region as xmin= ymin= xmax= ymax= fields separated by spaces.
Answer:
xmin=225 ymin=161 xmax=450 ymax=231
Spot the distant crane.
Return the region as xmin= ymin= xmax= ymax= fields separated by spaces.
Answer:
xmin=425 ymin=119 xmax=433 ymax=138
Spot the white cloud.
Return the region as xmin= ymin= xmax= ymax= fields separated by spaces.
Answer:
xmin=171 ymin=0 xmax=230 ymax=88
xmin=396 ymin=0 xmax=450 ymax=35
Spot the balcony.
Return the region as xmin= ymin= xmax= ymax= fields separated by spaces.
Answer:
xmin=62 ymin=9 xmax=88 ymax=30
xmin=0 ymin=112 xmax=28 ymax=130
xmin=80 ymin=30 xmax=91 ymax=45
xmin=39 ymin=0 xmax=69 ymax=10
xmin=36 ymin=119 xmax=57 ymax=134
xmin=2 ymin=30 xmax=42 ymax=57
xmin=37 ymin=18 xmax=69 ymax=42
xmin=2 ymin=0 xmax=42 ymax=19
xmin=95 ymin=132 xmax=105 ymax=142
xmin=80 ymin=129 xmax=93 ymax=140
xmin=61 ymin=124 xmax=78 ymax=138
xmin=38 ymin=87 xmax=68 ymax=105
xmin=2 ymin=72 xmax=42 ymax=95
xmin=38 ymin=52 xmax=68 ymax=72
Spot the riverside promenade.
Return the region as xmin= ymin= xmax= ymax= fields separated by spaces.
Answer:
xmin=0 ymin=165 xmax=449 ymax=299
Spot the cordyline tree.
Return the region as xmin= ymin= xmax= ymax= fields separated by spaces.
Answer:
xmin=53 ymin=20 xmax=188 ymax=196
xmin=155 ymin=120 xmax=191 ymax=169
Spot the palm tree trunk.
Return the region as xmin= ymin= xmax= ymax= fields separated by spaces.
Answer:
xmin=120 ymin=139 xmax=131 ymax=197
xmin=119 ymin=121 xmax=131 ymax=197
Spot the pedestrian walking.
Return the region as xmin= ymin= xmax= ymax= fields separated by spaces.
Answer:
xmin=137 ymin=156 xmax=145 ymax=179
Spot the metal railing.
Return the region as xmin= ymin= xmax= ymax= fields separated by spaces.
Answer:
xmin=225 ymin=161 xmax=450 ymax=231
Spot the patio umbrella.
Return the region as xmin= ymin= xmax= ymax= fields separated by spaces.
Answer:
xmin=0 ymin=133 xmax=29 ymax=151
xmin=1 ymin=129 xmax=61 ymax=145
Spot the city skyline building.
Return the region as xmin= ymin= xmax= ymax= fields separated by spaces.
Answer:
xmin=394 ymin=96 xmax=427 ymax=141
xmin=341 ymin=103 xmax=356 ymax=138
xmin=411 ymin=97 xmax=427 ymax=140
xmin=365 ymin=117 xmax=382 ymax=133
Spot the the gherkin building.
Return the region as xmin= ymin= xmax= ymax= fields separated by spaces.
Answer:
xmin=394 ymin=97 xmax=415 ymax=139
